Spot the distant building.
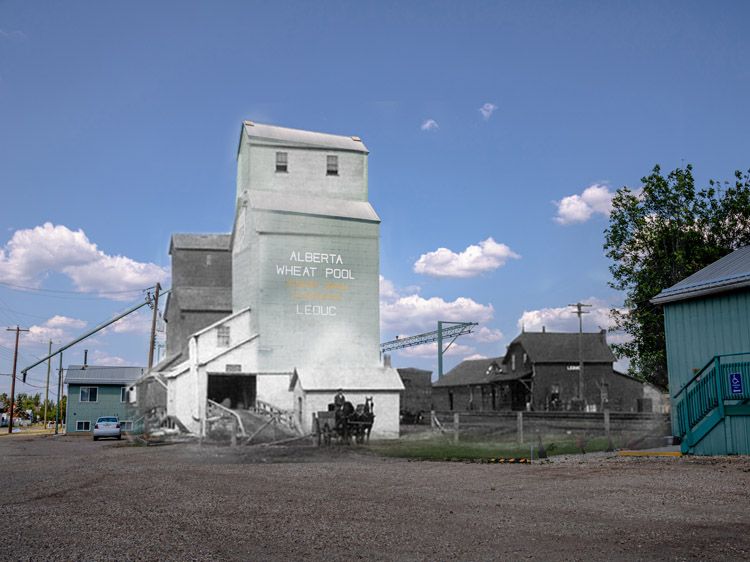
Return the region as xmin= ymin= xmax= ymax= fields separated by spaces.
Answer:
xmin=397 ymin=368 xmax=432 ymax=421
xmin=652 ymin=245 xmax=750 ymax=455
xmin=65 ymin=365 xmax=144 ymax=434
xmin=432 ymin=330 xmax=664 ymax=413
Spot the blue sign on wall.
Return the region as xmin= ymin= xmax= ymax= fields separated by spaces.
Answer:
xmin=729 ymin=373 xmax=744 ymax=395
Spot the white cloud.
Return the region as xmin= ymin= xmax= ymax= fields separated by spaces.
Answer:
xmin=0 ymin=29 xmax=26 ymax=40
xmin=395 ymin=341 xmax=476 ymax=359
xmin=421 ymin=119 xmax=439 ymax=131
xmin=89 ymin=350 xmax=133 ymax=366
xmin=470 ymin=326 xmax=504 ymax=343
xmin=554 ymin=184 xmax=615 ymax=225
xmin=23 ymin=315 xmax=88 ymax=342
xmin=46 ymin=315 xmax=87 ymax=329
xmin=380 ymin=275 xmax=494 ymax=334
xmin=516 ymin=297 xmax=623 ymax=334
xmin=463 ymin=353 xmax=488 ymax=361
xmin=0 ymin=223 xmax=169 ymax=297
xmin=107 ymin=311 xmax=152 ymax=335
xmin=413 ymin=237 xmax=520 ymax=278
xmin=478 ymin=102 xmax=498 ymax=120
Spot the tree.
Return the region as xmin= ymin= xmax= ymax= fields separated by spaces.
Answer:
xmin=604 ymin=164 xmax=750 ymax=390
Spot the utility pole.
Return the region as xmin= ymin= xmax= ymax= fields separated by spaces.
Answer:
xmin=147 ymin=283 xmax=161 ymax=369
xmin=6 ymin=326 xmax=30 ymax=434
xmin=43 ymin=340 xmax=53 ymax=426
xmin=569 ymin=303 xmax=591 ymax=407
xmin=55 ymin=352 xmax=63 ymax=435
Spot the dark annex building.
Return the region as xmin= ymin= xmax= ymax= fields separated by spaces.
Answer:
xmin=432 ymin=330 xmax=661 ymax=412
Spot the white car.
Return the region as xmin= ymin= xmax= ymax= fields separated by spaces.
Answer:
xmin=93 ymin=417 xmax=121 ymax=441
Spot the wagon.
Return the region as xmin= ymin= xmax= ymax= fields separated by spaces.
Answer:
xmin=313 ymin=398 xmax=375 ymax=446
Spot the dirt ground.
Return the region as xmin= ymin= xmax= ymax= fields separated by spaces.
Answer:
xmin=3 ymin=434 xmax=749 ymax=561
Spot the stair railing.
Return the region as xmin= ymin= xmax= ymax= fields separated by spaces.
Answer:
xmin=207 ymin=399 xmax=247 ymax=438
xmin=674 ymin=352 xmax=750 ymax=449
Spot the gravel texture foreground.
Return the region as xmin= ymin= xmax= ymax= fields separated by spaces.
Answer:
xmin=3 ymin=434 xmax=749 ymax=561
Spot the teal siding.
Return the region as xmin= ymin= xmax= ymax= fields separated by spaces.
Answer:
xmin=665 ymin=291 xmax=750 ymax=392
xmin=664 ymin=289 xmax=750 ymax=452
xmin=65 ymin=384 xmax=135 ymax=433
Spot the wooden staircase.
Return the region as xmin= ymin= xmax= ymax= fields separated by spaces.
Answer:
xmin=674 ymin=353 xmax=750 ymax=454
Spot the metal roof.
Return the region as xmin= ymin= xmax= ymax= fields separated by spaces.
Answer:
xmin=170 ymin=233 xmax=231 ymax=253
xmin=64 ymin=365 xmax=145 ymax=385
xmin=241 ymin=121 xmax=369 ymax=153
xmin=247 ymin=190 xmax=380 ymax=222
xmin=651 ymin=245 xmax=750 ymax=305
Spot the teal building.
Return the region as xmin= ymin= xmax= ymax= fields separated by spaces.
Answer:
xmin=65 ymin=365 xmax=143 ymax=434
xmin=652 ymin=246 xmax=750 ymax=454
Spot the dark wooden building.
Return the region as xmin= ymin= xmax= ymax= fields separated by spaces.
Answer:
xmin=397 ymin=367 xmax=433 ymax=421
xmin=432 ymin=330 xmax=662 ymax=412
xmin=162 ymin=234 xmax=232 ymax=363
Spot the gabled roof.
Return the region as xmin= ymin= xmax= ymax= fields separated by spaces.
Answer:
xmin=651 ymin=245 xmax=750 ymax=305
xmin=240 ymin=121 xmax=368 ymax=153
xmin=170 ymin=233 xmax=231 ymax=254
xmin=291 ymin=365 xmax=403 ymax=392
xmin=433 ymin=357 xmax=524 ymax=387
xmin=246 ymin=190 xmax=380 ymax=222
xmin=64 ymin=365 xmax=145 ymax=385
xmin=509 ymin=331 xmax=616 ymax=363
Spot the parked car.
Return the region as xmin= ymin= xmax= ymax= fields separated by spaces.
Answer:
xmin=93 ymin=417 xmax=121 ymax=441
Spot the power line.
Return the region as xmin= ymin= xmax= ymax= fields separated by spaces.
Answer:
xmin=0 ymin=280 xmax=157 ymax=295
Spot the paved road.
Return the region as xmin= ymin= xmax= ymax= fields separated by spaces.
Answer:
xmin=3 ymin=434 xmax=749 ymax=561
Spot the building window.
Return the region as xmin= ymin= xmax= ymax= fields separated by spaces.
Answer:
xmin=511 ymin=354 xmax=516 ymax=372
xmin=217 ymin=326 xmax=231 ymax=347
xmin=206 ymin=254 xmax=213 ymax=266
xmin=326 ymin=155 xmax=338 ymax=176
xmin=120 ymin=420 xmax=133 ymax=431
xmin=121 ymin=387 xmax=127 ymax=402
xmin=276 ymin=151 xmax=288 ymax=172
xmin=76 ymin=420 xmax=91 ymax=431
xmin=80 ymin=387 xmax=98 ymax=402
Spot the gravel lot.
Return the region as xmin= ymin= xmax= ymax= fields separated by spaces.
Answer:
xmin=3 ymin=433 xmax=749 ymax=561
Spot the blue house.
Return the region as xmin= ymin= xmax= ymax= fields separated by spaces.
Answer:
xmin=65 ymin=365 xmax=144 ymax=434
xmin=652 ymin=246 xmax=750 ymax=455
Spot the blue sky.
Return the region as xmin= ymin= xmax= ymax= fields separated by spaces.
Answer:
xmin=2 ymin=1 xmax=749 ymax=397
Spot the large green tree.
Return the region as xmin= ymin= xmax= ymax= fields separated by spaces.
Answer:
xmin=604 ymin=165 xmax=750 ymax=390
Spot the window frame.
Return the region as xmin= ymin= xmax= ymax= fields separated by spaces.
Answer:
xmin=120 ymin=420 xmax=133 ymax=432
xmin=275 ymin=151 xmax=288 ymax=173
xmin=80 ymin=386 xmax=98 ymax=403
xmin=76 ymin=420 xmax=91 ymax=432
xmin=121 ymin=387 xmax=127 ymax=403
xmin=326 ymin=154 xmax=339 ymax=176
xmin=217 ymin=325 xmax=231 ymax=348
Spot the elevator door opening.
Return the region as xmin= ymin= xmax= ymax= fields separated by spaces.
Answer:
xmin=207 ymin=374 xmax=256 ymax=409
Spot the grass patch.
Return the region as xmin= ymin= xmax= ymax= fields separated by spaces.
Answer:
xmin=366 ymin=433 xmax=619 ymax=461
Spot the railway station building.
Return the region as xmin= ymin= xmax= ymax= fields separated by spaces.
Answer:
xmin=151 ymin=122 xmax=403 ymax=439
xmin=432 ymin=330 xmax=666 ymax=413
